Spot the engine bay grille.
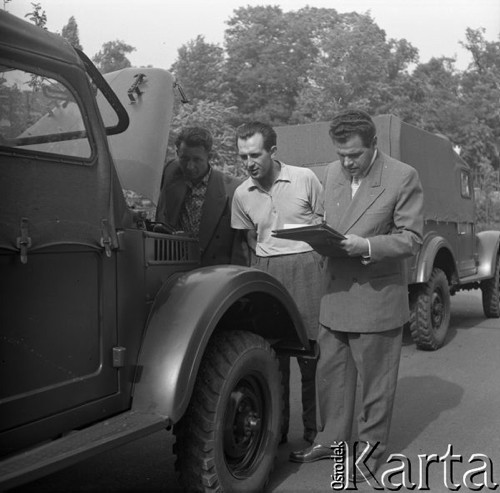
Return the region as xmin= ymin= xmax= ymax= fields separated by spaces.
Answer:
xmin=144 ymin=233 xmax=200 ymax=265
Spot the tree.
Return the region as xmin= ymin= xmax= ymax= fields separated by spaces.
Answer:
xmin=170 ymin=35 xmax=227 ymax=104
xmin=384 ymin=57 xmax=463 ymax=133
xmin=61 ymin=16 xmax=83 ymax=50
xmin=93 ymin=40 xmax=136 ymax=74
xmin=224 ymin=6 xmax=332 ymax=124
xmin=459 ymin=28 xmax=500 ymax=170
xmin=293 ymin=11 xmax=419 ymax=122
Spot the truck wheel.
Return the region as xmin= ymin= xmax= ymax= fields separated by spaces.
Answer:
xmin=481 ymin=255 xmax=500 ymax=318
xmin=173 ymin=330 xmax=282 ymax=492
xmin=409 ymin=268 xmax=450 ymax=350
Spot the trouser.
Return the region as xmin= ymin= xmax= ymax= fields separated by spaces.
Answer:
xmin=250 ymin=250 xmax=322 ymax=438
xmin=315 ymin=325 xmax=403 ymax=461
xmin=279 ymin=354 xmax=317 ymax=436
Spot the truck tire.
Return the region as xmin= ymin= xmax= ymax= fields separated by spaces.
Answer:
xmin=173 ymin=330 xmax=282 ymax=492
xmin=409 ymin=268 xmax=450 ymax=350
xmin=481 ymin=255 xmax=500 ymax=318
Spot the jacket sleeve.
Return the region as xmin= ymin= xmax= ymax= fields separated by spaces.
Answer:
xmin=307 ymin=168 xmax=324 ymax=220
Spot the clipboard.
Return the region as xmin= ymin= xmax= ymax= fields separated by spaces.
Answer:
xmin=272 ymin=223 xmax=348 ymax=257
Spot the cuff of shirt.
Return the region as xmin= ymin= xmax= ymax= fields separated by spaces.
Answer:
xmin=361 ymin=239 xmax=372 ymax=265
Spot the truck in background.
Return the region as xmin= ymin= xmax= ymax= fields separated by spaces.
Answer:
xmin=0 ymin=11 xmax=315 ymax=492
xmin=275 ymin=116 xmax=500 ymax=350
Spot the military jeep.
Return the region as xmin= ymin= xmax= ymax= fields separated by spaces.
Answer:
xmin=0 ymin=11 xmax=315 ymax=491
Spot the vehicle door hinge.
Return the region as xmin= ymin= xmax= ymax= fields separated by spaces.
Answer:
xmin=100 ymin=219 xmax=113 ymax=257
xmin=112 ymin=346 xmax=126 ymax=368
xmin=16 ymin=218 xmax=32 ymax=264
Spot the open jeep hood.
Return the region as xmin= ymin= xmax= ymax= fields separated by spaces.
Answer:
xmin=102 ymin=68 xmax=175 ymax=206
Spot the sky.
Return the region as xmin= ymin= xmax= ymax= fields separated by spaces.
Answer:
xmin=6 ymin=0 xmax=500 ymax=71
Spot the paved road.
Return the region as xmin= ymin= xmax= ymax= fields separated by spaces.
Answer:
xmin=12 ymin=290 xmax=500 ymax=492
xmin=270 ymin=289 xmax=500 ymax=492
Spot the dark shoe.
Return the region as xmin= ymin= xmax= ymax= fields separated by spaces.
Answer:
xmin=289 ymin=443 xmax=332 ymax=463
xmin=279 ymin=433 xmax=288 ymax=445
xmin=303 ymin=429 xmax=317 ymax=444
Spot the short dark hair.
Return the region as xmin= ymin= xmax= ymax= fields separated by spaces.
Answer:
xmin=175 ymin=126 xmax=213 ymax=153
xmin=235 ymin=121 xmax=277 ymax=152
xmin=329 ymin=109 xmax=376 ymax=147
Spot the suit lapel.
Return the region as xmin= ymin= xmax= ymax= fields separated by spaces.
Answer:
xmin=338 ymin=155 xmax=386 ymax=233
xmin=327 ymin=177 xmax=351 ymax=231
xmin=199 ymin=170 xmax=227 ymax=250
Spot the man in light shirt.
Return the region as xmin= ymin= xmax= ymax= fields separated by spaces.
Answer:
xmin=231 ymin=121 xmax=324 ymax=446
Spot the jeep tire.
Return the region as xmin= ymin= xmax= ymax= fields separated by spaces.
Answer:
xmin=481 ymin=254 xmax=500 ymax=318
xmin=409 ymin=267 xmax=451 ymax=350
xmin=173 ymin=330 xmax=282 ymax=492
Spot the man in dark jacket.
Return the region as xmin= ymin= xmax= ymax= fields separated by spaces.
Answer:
xmin=156 ymin=126 xmax=245 ymax=266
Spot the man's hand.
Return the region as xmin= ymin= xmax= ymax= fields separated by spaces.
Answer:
xmin=340 ymin=234 xmax=370 ymax=257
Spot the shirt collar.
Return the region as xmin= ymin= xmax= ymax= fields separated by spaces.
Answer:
xmin=247 ymin=161 xmax=290 ymax=190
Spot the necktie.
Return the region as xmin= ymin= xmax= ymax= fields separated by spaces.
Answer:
xmin=351 ymin=177 xmax=360 ymax=197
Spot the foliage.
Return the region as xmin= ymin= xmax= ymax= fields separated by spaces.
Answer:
xmin=93 ymin=40 xmax=136 ymax=74
xmin=24 ymin=2 xmax=46 ymax=29
xmin=61 ymin=16 xmax=83 ymax=51
xmin=24 ymin=3 xmax=47 ymax=90
xmin=459 ymin=28 xmax=500 ymax=170
xmin=223 ymin=6 xmax=342 ymax=124
xmin=474 ymin=160 xmax=500 ymax=229
xmin=170 ymin=35 xmax=228 ymax=104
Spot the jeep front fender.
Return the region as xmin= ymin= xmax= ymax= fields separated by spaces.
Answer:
xmin=131 ymin=264 xmax=309 ymax=422
xmin=476 ymin=230 xmax=500 ymax=278
xmin=414 ymin=233 xmax=456 ymax=284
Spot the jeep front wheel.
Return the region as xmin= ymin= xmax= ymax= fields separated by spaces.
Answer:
xmin=409 ymin=268 xmax=451 ymax=350
xmin=481 ymin=255 xmax=500 ymax=318
xmin=174 ymin=330 xmax=282 ymax=492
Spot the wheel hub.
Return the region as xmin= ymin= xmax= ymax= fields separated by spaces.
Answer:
xmin=223 ymin=379 xmax=264 ymax=476
xmin=431 ymin=291 xmax=444 ymax=328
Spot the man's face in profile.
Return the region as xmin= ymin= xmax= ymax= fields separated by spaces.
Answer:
xmin=177 ymin=143 xmax=210 ymax=184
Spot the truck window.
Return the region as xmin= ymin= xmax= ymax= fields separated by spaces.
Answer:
xmin=461 ymin=170 xmax=472 ymax=199
xmin=0 ymin=64 xmax=91 ymax=159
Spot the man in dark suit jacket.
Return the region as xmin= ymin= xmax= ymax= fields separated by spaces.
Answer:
xmin=155 ymin=127 xmax=245 ymax=266
xmin=290 ymin=110 xmax=424 ymax=484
